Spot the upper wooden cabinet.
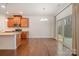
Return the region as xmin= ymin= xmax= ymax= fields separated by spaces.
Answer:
xmin=20 ymin=18 xmax=29 ymax=27
xmin=13 ymin=15 xmax=22 ymax=25
xmin=7 ymin=15 xmax=29 ymax=27
xmin=7 ymin=18 xmax=14 ymax=27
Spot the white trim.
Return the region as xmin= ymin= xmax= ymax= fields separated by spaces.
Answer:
xmin=29 ymin=36 xmax=55 ymax=38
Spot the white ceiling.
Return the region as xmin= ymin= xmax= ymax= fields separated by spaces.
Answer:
xmin=0 ymin=3 xmax=66 ymax=16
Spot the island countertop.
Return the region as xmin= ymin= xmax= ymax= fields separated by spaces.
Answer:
xmin=0 ymin=31 xmax=21 ymax=49
xmin=0 ymin=32 xmax=20 ymax=35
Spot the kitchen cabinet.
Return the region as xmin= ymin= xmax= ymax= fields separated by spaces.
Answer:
xmin=20 ymin=18 xmax=29 ymax=27
xmin=7 ymin=18 xmax=14 ymax=27
xmin=21 ymin=31 xmax=29 ymax=39
xmin=0 ymin=32 xmax=21 ymax=49
xmin=7 ymin=15 xmax=29 ymax=27
xmin=16 ymin=31 xmax=29 ymax=47
xmin=13 ymin=15 xmax=22 ymax=25
xmin=16 ymin=32 xmax=21 ymax=48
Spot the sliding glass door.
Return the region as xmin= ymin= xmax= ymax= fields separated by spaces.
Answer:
xmin=57 ymin=15 xmax=72 ymax=50
xmin=63 ymin=15 xmax=72 ymax=49
xmin=57 ymin=20 xmax=64 ymax=42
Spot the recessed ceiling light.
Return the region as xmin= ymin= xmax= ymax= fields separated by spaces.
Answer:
xmin=1 ymin=5 xmax=6 ymax=8
xmin=19 ymin=12 xmax=23 ymax=14
xmin=6 ymin=11 xmax=9 ymax=14
xmin=43 ymin=8 xmax=45 ymax=10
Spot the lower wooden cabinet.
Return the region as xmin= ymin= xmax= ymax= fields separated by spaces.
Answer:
xmin=16 ymin=31 xmax=29 ymax=48
xmin=16 ymin=33 xmax=21 ymax=48
xmin=21 ymin=31 xmax=29 ymax=39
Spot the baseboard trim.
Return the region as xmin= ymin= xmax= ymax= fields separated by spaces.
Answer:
xmin=29 ymin=36 xmax=55 ymax=38
xmin=28 ymin=38 xmax=56 ymax=39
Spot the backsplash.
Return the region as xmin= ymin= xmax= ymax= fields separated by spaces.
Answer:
xmin=5 ymin=27 xmax=29 ymax=32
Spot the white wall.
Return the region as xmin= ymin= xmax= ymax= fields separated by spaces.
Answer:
xmin=0 ymin=14 xmax=7 ymax=32
xmin=28 ymin=16 xmax=55 ymax=38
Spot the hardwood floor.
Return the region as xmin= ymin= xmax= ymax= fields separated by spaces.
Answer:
xmin=0 ymin=38 xmax=72 ymax=56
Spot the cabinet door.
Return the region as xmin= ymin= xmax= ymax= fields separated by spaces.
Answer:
xmin=7 ymin=18 xmax=14 ymax=27
xmin=21 ymin=32 xmax=27 ymax=39
xmin=13 ymin=16 xmax=21 ymax=25
xmin=16 ymin=33 xmax=21 ymax=48
xmin=21 ymin=18 xmax=29 ymax=27
xmin=21 ymin=31 xmax=29 ymax=39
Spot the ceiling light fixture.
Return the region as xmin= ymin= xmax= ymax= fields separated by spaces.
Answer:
xmin=40 ymin=18 xmax=48 ymax=21
xmin=1 ymin=5 xmax=6 ymax=8
xmin=6 ymin=11 xmax=9 ymax=14
xmin=40 ymin=8 xmax=48 ymax=22
xmin=19 ymin=12 xmax=23 ymax=15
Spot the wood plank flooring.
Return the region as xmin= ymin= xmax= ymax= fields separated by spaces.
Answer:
xmin=0 ymin=38 xmax=71 ymax=56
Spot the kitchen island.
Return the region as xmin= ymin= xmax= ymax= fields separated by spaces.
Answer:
xmin=0 ymin=32 xmax=21 ymax=49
